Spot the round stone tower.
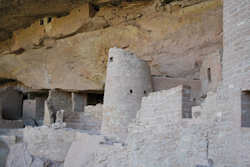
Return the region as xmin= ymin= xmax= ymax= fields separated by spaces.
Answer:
xmin=102 ymin=47 xmax=153 ymax=141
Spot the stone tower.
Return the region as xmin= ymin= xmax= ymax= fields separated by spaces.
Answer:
xmin=102 ymin=47 xmax=153 ymax=140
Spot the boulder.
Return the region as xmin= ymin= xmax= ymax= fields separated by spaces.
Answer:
xmin=24 ymin=126 xmax=76 ymax=162
xmin=64 ymin=133 xmax=103 ymax=167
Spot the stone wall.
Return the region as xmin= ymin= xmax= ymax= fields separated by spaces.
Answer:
xmin=0 ymin=120 xmax=24 ymax=129
xmin=223 ymin=0 xmax=250 ymax=90
xmin=200 ymin=50 xmax=222 ymax=96
xmin=126 ymin=86 xmax=248 ymax=167
xmin=47 ymin=89 xmax=72 ymax=113
xmin=23 ymin=100 xmax=36 ymax=119
xmin=202 ymin=0 xmax=250 ymax=166
xmin=23 ymin=96 xmax=47 ymax=121
xmin=152 ymin=76 xmax=201 ymax=104
xmin=64 ymin=104 xmax=103 ymax=132
xmin=35 ymin=96 xmax=47 ymax=120
xmin=46 ymin=90 xmax=88 ymax=113
xmin=128 ymin=85 xmax=199 ymax=167
xmin=72 ymin=93 xmax=87 ymax=112
xmin=102 ymin=48 xmax=153 ymax=140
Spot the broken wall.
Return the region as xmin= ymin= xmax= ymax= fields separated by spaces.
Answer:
xmin=152 ymin=76 xmax=201 ymax=104
xmin=128 ymin=85 xmax=203 ymax=167
xmin=64 ymin=104 xmax=103 ymax=132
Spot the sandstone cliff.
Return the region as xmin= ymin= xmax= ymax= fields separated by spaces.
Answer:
xmin=0 ymin=0 xmax=222 ymax=91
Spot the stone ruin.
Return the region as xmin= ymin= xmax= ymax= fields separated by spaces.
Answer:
xmin=102 ymin=48 xmax=153 ymax=140
xmin=0 ymin=0 xmax=249 ymax=166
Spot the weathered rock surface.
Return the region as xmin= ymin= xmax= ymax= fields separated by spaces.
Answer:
xmin=65 ymin=133 xmax=128 ymax=167
xmin=0 ymin=0 xmax=87 ymax=41
xmin=94 ymin=142 xmax=128 ymax=167
xmin=6 ymin=143 xmax=64 ymax=167
xmin=0 ymin=0 xmax=222 ymax=91
xmin=0 ymin=140 xmax=9 ymax=167
xmin=64 ymin=133 xmax=103 ymax=167
xmin=6 ymin=143 xmax=32 ymax=167
xmin=23 ymin=126 xmax=76 ymax=162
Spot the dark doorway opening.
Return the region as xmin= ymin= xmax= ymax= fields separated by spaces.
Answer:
xmin=0 ymin=89 xmax=23 ymax=120
xmin=87 ymin=93 xmax=104 ymax=105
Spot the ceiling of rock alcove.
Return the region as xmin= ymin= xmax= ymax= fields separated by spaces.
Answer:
xmin=0 ymin=0 xmax=91 ymax=41
xmin=0 ymin=0 xmax=223 ymax=91
xmin=0 ymin=0 xmax=216 ymax=41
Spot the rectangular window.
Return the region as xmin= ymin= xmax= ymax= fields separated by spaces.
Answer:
xmin=40 ymin=19 xmax=44 ymax=25
xmin=207 ymin=68 xmax=212 ymax=83
xmin=241 ymin=91 xmax=250 ymax=127
xmin=182 ymin=86 xmax=192 ymax=118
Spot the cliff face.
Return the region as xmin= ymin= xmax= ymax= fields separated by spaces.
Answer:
xmin=0 ymin=0 xmax=222 ymax=91
xmin=0 ymin=0 xmax=87 ymax=41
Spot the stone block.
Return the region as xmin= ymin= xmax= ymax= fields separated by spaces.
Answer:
xmin=56 ymin=110 xmax=64 ymax=123
xmin=64 ymin=133 xmax=103 ymax=167
xmin=6 ymin=143 xmax=32 ymax=167
xmin=0 ymin=135 xmax=16 ymax=146
xmin=24 ymin=126 xmax=76 ymax=162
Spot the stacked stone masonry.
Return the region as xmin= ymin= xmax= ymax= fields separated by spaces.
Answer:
xmin=128 ymin=85 xmax=206 ymax=167
xmin=72 ymin=93 xmax=87 ymax=113
xmin=64 ymin=104 xmax=103 ymax=132
xmin=102 ymin=47 xmax=153 ymax=140
xmin=46 ymin=89 xmax=72 ymax=113
xmin=1 ymin=0 xmax=250 ymax=166
xmin=152 ymin=76 xmax=201 ymax=105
